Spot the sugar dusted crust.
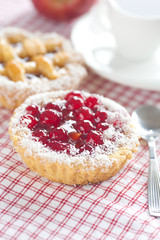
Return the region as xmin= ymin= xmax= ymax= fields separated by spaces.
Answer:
xmin=9 ymin=91 xmax=139 ymax=185
xmin=0 ymin=27 xmax=87 ymax=110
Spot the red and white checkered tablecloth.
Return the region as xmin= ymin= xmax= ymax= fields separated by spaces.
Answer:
xmin=0 ymin=0 xmax=160 ymax=239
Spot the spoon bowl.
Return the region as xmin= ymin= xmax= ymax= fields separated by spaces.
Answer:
xmin=132 ymin=104 xmax=160 ymax=217
xmin=132 ymin=105 xmax=160 ymax=141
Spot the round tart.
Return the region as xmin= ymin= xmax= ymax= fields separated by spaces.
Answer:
xmin=9 ymin=90 xmax=139 ymax=185
xmin=0 ymin=27 xmax=86 ymax=110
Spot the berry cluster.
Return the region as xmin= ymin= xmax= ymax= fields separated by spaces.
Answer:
xmin=21 ymin=91 xmax=119 ymax=155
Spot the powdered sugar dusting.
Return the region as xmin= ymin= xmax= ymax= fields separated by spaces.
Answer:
xmin=9 ymin=91 xmax=139 ymax=170
xmin=62 ymin=120 xmax=76 ymax=133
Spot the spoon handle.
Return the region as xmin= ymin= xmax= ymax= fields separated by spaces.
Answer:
xmin=148 ymin=138 xmax=160 ymax=217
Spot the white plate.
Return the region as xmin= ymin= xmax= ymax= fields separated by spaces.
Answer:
xmin=71 ymin=7 xmax=160 ymax=91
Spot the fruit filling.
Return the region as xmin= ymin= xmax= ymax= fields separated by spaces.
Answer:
xmin=20 ymin=91 xmax=128 ymax=155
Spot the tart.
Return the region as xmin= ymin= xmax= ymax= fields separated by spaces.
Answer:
xmin=0 ymin=27 xmax=86 ymax=110
xmin=9 ymin=90 xmax=139 ymax=185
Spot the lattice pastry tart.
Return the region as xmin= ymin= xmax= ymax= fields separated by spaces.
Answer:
xmin=9 ymin=90 xmax=139 ymax=185
xmin=0 ymin=27 xmax=86 ymax=110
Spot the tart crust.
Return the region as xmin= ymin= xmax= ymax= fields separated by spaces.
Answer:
xmin=0 ymin=27 xmax=87 ymax=110
xmin=9 ymin=91 xmax=139 ymax=185
xmin=10 ymin=136 xmax=135 ymax=185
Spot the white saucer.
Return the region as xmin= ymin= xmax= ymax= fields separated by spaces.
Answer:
xmin=71 ymin=7 xmax=160 ymax=91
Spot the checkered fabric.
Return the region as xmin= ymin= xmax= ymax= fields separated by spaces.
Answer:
xmin=0 ymin=0 xmax=160 ymax=239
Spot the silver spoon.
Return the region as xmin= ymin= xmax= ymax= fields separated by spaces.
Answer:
xmin=132 ymin=105 xmax=160 ymax=217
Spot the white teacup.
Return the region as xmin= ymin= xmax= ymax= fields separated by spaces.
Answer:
xmin=101 ymin=0 xmax=160 ymax=61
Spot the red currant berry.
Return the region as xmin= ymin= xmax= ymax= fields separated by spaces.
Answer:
xmin=45 ymin=102 xmax=61 ymax=111
xmin=21 ymin=115 xmax=38 ymax=129
xmin=66 ymin=96 xmax=84 ymax=110
xmin=62 ymin=109 xmax=77 ymax=121
xmin=65 ymin=91 xmax=83 ymax=101
xmin=85 ymin=144 xmax=94 ymax=152
xmin=77 ymin=107 xmax=93 ymax=120
xmin=26 ymin=105 xmax=40 ymax=118
xmin=86 ymin=131 xmax=104 ymax=146
xmin=33 ymin=129 xmax=49 ymax=144
xmin=94 ymin=111 xmax=108 ymax=124
xmin=84 ymin=96 xmax=99 ymax=109
xmin=33 ymin=129 xmax=46 ymax=138
xmin=96 ymin=123 xmax=109 ymax=131
xmin=78 ymin=145 xmax=85 ymax=153
xmin=62 ymin=108 xmax=70 ymax=120
xmin=75 ymin=120 xmax=94 ymax=134
xmin=49 ymin=128 xmax=68 ymax=142
xmin=40 ymin=109 xmax=61 ymax=126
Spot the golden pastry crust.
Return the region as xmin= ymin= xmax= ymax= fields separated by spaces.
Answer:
xmin=0 ymin=27 xmax=87 ymax=110
xmin=9 ymin=91 xmax=139 ymax=185
xmin=9 ymin=133 xmax=136 ymax=185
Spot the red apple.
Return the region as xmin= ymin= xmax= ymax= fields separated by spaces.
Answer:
xmin=31 ymin=0 xmax=98 ymax=21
